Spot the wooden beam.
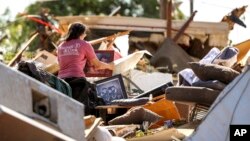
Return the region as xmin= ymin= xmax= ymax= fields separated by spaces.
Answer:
xmin=167 ymin=0 xmax=172 ymax=38
xmin=56 ymin=16 xmax=229 ymax=34
xmin=173 ymin=10 xmax=197 ymax=42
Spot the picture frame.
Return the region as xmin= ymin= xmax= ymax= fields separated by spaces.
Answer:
xmin=84 ymin=50 xmax=114 ymax=77
xmin=95 ymin=74 xmax=127 ymax=105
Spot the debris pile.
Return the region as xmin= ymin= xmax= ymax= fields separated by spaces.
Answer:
xmin=0 ymin=4 xmax=249 ymax=141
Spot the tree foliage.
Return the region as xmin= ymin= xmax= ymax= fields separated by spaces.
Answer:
xmin=25 ymin=0 xmax=159 ymax=17
xmin=0 ymin=0 xmax=185 ymax=62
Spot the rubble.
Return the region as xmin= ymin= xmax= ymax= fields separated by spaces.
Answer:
xmin=1 ymin=4 xmax=250 ymax=141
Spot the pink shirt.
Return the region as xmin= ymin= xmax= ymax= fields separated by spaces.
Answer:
xmin=114 ymin=51 xmax=122 ymax=60
xmin=57 ymin=39 xmax=96 ymax=78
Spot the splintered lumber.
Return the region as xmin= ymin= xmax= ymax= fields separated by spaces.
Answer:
xmin=173 ymin=10 xmax=197 ymax=42
xmin=89 ymin=30 xmax=131 ymax=45
xmin=221 ymin=5 xmax=248 ymax=30
xmin=8 ymin=32 xmax=38 ymax=67
xmin=84 ymin=117 xmax=102 ymax=140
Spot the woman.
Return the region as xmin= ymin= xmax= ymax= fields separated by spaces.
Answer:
xmin=57 ymin=22 xmax=113 ymax=80
xmin=57 ymin=22 xmax=113 ymax=115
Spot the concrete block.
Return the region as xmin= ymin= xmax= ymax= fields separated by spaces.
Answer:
xmin=0 ymin=63 xmax=85 ymax=141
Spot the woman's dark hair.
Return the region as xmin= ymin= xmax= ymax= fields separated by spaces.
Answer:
xmin=65 ymin=22 xmax=86 ymax=41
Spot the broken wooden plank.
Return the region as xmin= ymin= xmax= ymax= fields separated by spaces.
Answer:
xmin=89 ymin=30 xmax=131 ymax=45
xmin=85 ymin=117 xmax=102 ymax=140
xmin=173 ymin=10 xmax=197 ymax=42
xmin=56 ymin=16 xmax=229 ymax=34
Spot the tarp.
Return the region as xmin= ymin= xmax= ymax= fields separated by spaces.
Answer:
xmin=185 ymin=65 xmax=250 ymax=141
xmin=150 ymin=38 xmax=193 ymax=73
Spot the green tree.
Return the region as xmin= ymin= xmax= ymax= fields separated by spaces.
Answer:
xmin=25 ymin=0 xmax=159 ymax=17
xmin=1 ymin=0 xmax=185 ymax=62
xmin=0 ymin=8 xmax=36 ymax=62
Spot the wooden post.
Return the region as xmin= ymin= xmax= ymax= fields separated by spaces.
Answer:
xmin=166 ymin=0 xmax=172 ymax=38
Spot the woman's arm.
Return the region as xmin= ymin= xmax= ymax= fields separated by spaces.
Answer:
xmin=89 ymin=58 xmax=114 ymax=70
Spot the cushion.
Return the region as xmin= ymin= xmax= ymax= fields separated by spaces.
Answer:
xmin=189 ymin=62 xmax=240 ymax=84
xmin=111 ymin=98 xmax=149 ymax=106
xmin=108 ymin=107 xmax=162 ymax=125
xmin=165 ymin=86 xmax=221 ymax=106
xmin=192 ymin=80 xmax=227 ymax=90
